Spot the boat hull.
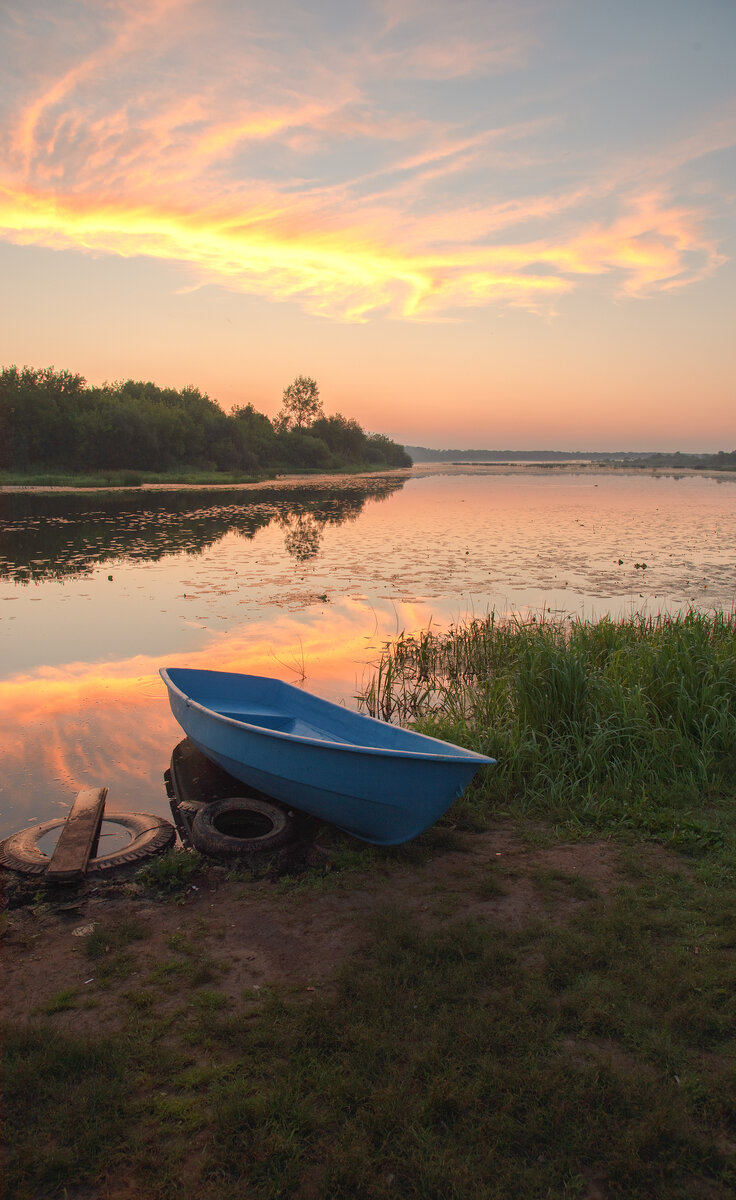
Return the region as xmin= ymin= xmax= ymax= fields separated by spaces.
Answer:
xmin=160 ymin=668 xmax=495 ymax=845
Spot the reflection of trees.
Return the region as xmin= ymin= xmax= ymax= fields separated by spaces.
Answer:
xmin=0 ymin=479 xmax=406 ymax=582
xmin=281 ymin=513 xmax=324 ymax=561
xmin=276 ymin=486 xmax=390 ymax=562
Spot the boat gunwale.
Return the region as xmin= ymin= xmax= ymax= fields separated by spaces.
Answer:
xmin=160 ymin=668 xmax=495 ymax=766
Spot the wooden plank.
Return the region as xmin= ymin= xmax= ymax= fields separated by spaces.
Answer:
xmin=46 ymin=787 xmax=108 ymax=881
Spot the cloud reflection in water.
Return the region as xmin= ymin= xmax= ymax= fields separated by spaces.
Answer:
xmin=0 ymin=594 xmax=431 ymax=836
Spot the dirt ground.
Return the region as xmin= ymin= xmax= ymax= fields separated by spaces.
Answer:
xmin=1 ymin=827 xmax=626 ymax=1034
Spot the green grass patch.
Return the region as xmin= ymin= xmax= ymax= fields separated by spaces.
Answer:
xmin=122 ymin=987 xmax=155 ymax=1012
xmin=137 ymin=847 xmax=206 ymax=895
xmin=359 ymin=609 xmax=736 ymax=850
xmin=0 ymin=468 xmax=270 ymax=488
xmin=146 ymin=928 xmax=223 ymax=991
xmin=529 ymin=864 xmax=601 ymax=901
xmin=0 ymin=464 xmax=403 ymax=491
xmin=84 ymin=916 xmax=149 ymax=960
xmin=40 ymin=988 xmax=80 ymax=1015
xmin=78 ymin=916 xmax=151 ymax=987
xmin=2 ymin=1024 xmax=132 ymax=1195
xmin=192 ymin=989 xmax=230 ymax=1014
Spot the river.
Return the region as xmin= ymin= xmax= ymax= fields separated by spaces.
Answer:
xmin=1 ymin=465 xmax=734 ymax=838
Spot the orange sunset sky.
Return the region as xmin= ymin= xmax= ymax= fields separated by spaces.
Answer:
xmin=1 ymin=0 xmax=734 ymax=450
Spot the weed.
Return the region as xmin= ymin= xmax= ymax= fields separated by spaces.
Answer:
xmin=192 ymin=990 xmax=230 ymax=1013
xmin=186 ymin=957 xmax=221 ymax=987
xmin=148 ymin=930 xmax=223 ymax=989
xmin=41 ymin=988 xmax=80 ymax=1014
xmin=149 ymin=957 xmax=186 ymax=983
xmin=95 ymin=951 xmax=136 ymax=987
xmin=166 ymin=930 xmax=195 ymax=955
xmin=138 ymin=847 xmax=204 ymax=895
xmin=149 ymin=1092 xmax=205 ymax=1132
xmin=174 ymin=1063 xmax=222 ymax=1090
xmin=122 ymin=988 xmax=154 ymax=1011
xmin=84 ymin=917 xmax=148 ymax=960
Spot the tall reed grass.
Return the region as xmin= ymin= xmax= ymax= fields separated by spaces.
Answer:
xmin=359 ymin=610 xmax=736 ymax=834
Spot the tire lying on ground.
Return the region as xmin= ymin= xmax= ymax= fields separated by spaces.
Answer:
xmin=0 ymin=812 xmax=176 ymax=877
xmin=190 ymin=797 xmax=295 ymax=856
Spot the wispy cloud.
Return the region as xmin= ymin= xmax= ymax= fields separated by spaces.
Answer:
xmin=11 ymin=0 xmax=193 ymax=166
xmin=0 ymin=0 xmax=730 ymax=320
xmin=371 ymin=0 xmax=535 ymax=75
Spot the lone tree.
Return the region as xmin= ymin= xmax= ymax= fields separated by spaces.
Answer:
xmin=275 ymin=375 xmax=323 ymax=432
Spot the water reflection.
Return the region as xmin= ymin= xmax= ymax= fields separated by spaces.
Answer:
xmin=280 ymin=513 xmax=324 ymax=562
xmin=0 ymin=478 xmax=406 ymax=582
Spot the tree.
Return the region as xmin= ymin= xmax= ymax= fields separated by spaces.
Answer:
xmin=231 ymin=403 xmax=277 ymax=465
xmin=311 ymin=413 xmax=366 ymax=461
xmin=275 ymin=375 xmax=322 ymax=432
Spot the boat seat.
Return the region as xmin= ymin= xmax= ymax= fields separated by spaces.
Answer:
xmin=220 ymin=710 xmax=296 ymax=733
xmin=219 ymin=710 xmax=356 ymax=744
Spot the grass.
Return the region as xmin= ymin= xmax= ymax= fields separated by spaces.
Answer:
xmin=3 ymin=865 xmax=735 ymax=1198
xmin=40 ymin=989 xmax=80 ymax=1015
xmin=75 ymin=916 xmax=151 ymax=988
xmin=0 ymin=462 xmax=406 ymax=490
xmin=137 ymin=846 xmax=206 ymax=895
xmin=84 ymin=916 xmax=150 ymax=960
xmin=0 ymin=468 xmax=270 ymax=489
xmin=358 ymin=609 xmax=736 ymax=852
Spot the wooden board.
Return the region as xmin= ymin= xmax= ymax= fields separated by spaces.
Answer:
xmin=46 ymin=787 xmax=108 ymax=881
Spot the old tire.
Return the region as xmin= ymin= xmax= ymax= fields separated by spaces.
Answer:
xmin=190 ymin=797 xmax=294 ymax=857
xmin=0 ymin=812 xmax=176 ymax=877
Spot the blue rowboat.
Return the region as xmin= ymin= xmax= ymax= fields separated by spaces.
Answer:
xmin=160 ymin=668 xmax=495 ymax=845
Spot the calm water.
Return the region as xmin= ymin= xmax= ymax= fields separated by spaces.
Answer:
xmin=1 ymin=466 xmax=734 ymax=837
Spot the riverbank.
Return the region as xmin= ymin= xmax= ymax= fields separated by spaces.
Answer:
xmin=0 ymin=465 xmax=413 ymax=493
xmin=3 ymin=459 xmax=735 ymax=495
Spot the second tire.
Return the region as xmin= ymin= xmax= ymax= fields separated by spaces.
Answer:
xmin=190 ymin=797 xmax=295 ymax=856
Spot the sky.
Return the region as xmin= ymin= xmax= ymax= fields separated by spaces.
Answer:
xmin=1 ymin=0 xmax=734 ymax=451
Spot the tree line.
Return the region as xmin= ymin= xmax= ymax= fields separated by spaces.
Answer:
xmin=0 ymin=367 xmax=412 ymax=475
xmin=625 ymin=449 xmax=736 ymax=471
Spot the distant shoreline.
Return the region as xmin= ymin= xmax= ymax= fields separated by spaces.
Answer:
xmin=2 ymin=460 xmax=735 ymax=495
xmin=409 ymin=462 xmax=736 ymax=480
